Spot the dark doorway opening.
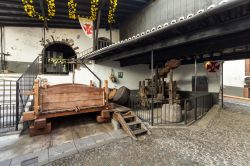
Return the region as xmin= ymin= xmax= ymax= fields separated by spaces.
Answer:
xmin=43 ymin=43 xmax=76 ymax=74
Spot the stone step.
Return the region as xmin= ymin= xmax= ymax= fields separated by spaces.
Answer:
xmin=127 ymin=121 xmax=141 ymax=126
xmin=133 ymin=128 xmax=147 ymax=136
xmin=123 ymin=115 xmax=136 ymax=119
xmin=0 ymin=73 xmax=21 ymax=78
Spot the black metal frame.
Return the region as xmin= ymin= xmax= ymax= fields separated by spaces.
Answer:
xmin=0 ymin=79 xmax=16 ymax=132
xmin=43 ymin=57 xmax=70 ymax=75
xmin=16 ymin=56 xmax=40 ymax=130
xmin=129 ymin=93 xmax=214 ymax=126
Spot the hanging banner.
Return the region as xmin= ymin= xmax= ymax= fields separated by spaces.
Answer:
xmin=79 ymin=17 xmax=93 ymax=39
xmin=204 ymin=61 xmax=220 ymax=72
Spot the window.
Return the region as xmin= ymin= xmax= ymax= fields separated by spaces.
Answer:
xmin=97 ymin=37 xmax=112 ymax=49
xmin=43 ymin=43 xmax=76 ymax=74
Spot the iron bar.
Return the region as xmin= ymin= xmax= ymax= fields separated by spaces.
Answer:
xmin=0 ymin=26 xmax=3 ymax=71
xmin=15 ymin=80 xmax=19 ymax=130
xmin=151 ymin=50 xmax=154 ymax=126
xmin=221 ymin=61 xmax=224 ymax=108
xmin=81 ymin=62 xmax=102 ymax=88
xmin=194 ymin=56 xmax=197 ymax=120
xmin=184 ymin=100 xmax=187 ymax=124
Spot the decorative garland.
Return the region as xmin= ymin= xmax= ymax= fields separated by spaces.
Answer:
xmin=22 ymin=0 xmax=117 ymax=24
xmin=22 ymin=0 xmax=56 ymax=21
xmin=47 ymin=0 xmax=56 ymax=18
xmin=67 ymin=0 xmax=78 ymax=20
xmin=88 ymin=0 xmax=99 ymax=21
xmin=68 ymin=0 xmax=99 ymax=21
xmin=108 ymin=0 xmax=117 ymax=24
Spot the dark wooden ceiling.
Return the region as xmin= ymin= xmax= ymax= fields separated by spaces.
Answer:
xmin=84 ymin=0 xmax=250 ymax=66
xmin=0 ymin=0 xmax=150 ymax=29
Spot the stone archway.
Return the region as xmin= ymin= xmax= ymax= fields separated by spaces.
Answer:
xmin=41 ymin=38 xmax=79 ymax=74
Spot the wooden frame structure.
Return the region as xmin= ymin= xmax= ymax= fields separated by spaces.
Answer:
xmin=23 ymin=79 xmax=110 ymax=136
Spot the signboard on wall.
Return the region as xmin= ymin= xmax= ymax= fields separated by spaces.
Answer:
xmin=78 ymin=17 xmax=93 ymax=39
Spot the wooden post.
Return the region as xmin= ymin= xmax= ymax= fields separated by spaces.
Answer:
xmin=110 ymin=24 xmax=112 ymax=44
xmin=72 ymin=62 xmax=75 ymax=84
xmin=162 ymin=77 xmax=165 ymax=99
xmin=169 ymin=69 xmax=173 ymax=105
xmin=34 ymin=79 xmax=39 ymax=117
xmin=104 ymin=80 xmax=109 ymax=104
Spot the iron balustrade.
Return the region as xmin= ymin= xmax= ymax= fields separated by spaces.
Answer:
xmin=16 ymin=56 xmax=40 ymax=130
xmin=0 ymin=79 xmax=16 ymax=132
xmin=97 ymin=39 xmax=111 ymax=50
xmin=129 ymin=93 xmax=214 ymax=125
xmin=43 ymin=57 xmax=71 ymax=74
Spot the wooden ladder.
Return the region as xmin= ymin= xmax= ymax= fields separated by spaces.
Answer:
xmin=113 ymin=109 xmax=150 ymax=140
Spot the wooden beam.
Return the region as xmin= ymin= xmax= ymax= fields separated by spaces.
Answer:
xmin=39 ymin=0 xmax=48 ymax=29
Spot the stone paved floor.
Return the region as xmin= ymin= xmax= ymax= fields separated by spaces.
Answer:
xmin=0 ymin=114 xmax=126 ymax=164
xmin=49 ymin=103 xmax=250 ymax=166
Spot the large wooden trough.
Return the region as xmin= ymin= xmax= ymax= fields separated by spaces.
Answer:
xmin=23 ymin=79 xmax=111 ymax=136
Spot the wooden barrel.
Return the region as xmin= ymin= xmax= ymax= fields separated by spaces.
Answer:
xmin=112 ymin=86 xmax=130 ymax=105
xmin=108 ymin=88 xmax=117 ymax=100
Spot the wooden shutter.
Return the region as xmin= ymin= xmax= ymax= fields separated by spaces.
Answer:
xmin=245 ymin=59 xmax=250 ymax=76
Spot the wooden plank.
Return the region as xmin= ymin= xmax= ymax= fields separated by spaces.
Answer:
xmin=243 ymin=88 xmax=250 ymax=98
xmin=29 ymin=122 xmax=51 ymax=137
xmin=41 ymin=85 xmax=103 ymax=94
xmin=224 ymin=94 xmax=250 ymax=101
xmin=23 ymin=111 xmax=35 ymax=121
xmin=245 ymin=59 xmax=250 ymax=76
xmin=41 ymin=92 xmax=103 ymax=103
xmin=113 ymin=112 xmax=137 ymax=140
xmin=42 ymin=99 xmax=104 ymax=111
xmin=34 ymin=79 xmax=39 ymax=116
xmin=38 ymin=107 xmax=105 ymax=119
xmin=34 ymin=118 xmax=47 ymax=129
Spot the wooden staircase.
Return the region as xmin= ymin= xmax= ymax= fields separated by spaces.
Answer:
xmin=113 ymin=109 xmax=150 ymax=140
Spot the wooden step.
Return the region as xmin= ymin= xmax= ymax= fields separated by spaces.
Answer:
xmin=123 ymin=115 xmax=135 ymax=119
xmin=133 ymin=128 xmax=147 ymax=136
xmin=127 ymin=121 xmax=141 ymax=126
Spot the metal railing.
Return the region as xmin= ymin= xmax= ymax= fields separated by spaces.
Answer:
xmin=0 ymin=104 xmax=16 ymax=129
xmin=0 ymin=79 xmax=16 ymax=132
xmin=129 ymin=93 xmax=214 ymax=125
xmin=97 ymin=39 xmax=111 ymax=49
xmin=16 ymin=56 xmax=40 ymax=130
xmin=78 ymin=47 xmax=94 ymax=59
xmin=43 ymin=57 xmax=70 ymax=74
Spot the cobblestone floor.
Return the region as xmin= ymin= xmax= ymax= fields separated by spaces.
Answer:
xmin=48 ymin=103 xmax=250 ymax=166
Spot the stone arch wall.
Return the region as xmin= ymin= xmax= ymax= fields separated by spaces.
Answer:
xmin=41 ymin=37 xmax=80 ymax=57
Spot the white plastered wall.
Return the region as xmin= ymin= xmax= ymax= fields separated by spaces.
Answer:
xmin=4 ymin=27 xmax=120 ymax=62
xmin=223 ymin=60 xmax=245 ymax=88
xmin=3 ymin=26 xmax=222 ymax=91
xmin=173 ymin=63 xmax=220 ymax=93
xmin=3 ymin=26 xmax=151 ymax=89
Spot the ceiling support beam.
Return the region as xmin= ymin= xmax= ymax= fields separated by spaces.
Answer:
xmin=39 ymin=0 xmax=48 ymax=29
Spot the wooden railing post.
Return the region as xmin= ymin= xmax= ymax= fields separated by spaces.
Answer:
xmin=104 ymin=80 xmax=109 ymax=104
xmin=90 ymin=80 xmax=93 ymax=87
xmin=34 ymin=79 xmax=39 ymax=117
